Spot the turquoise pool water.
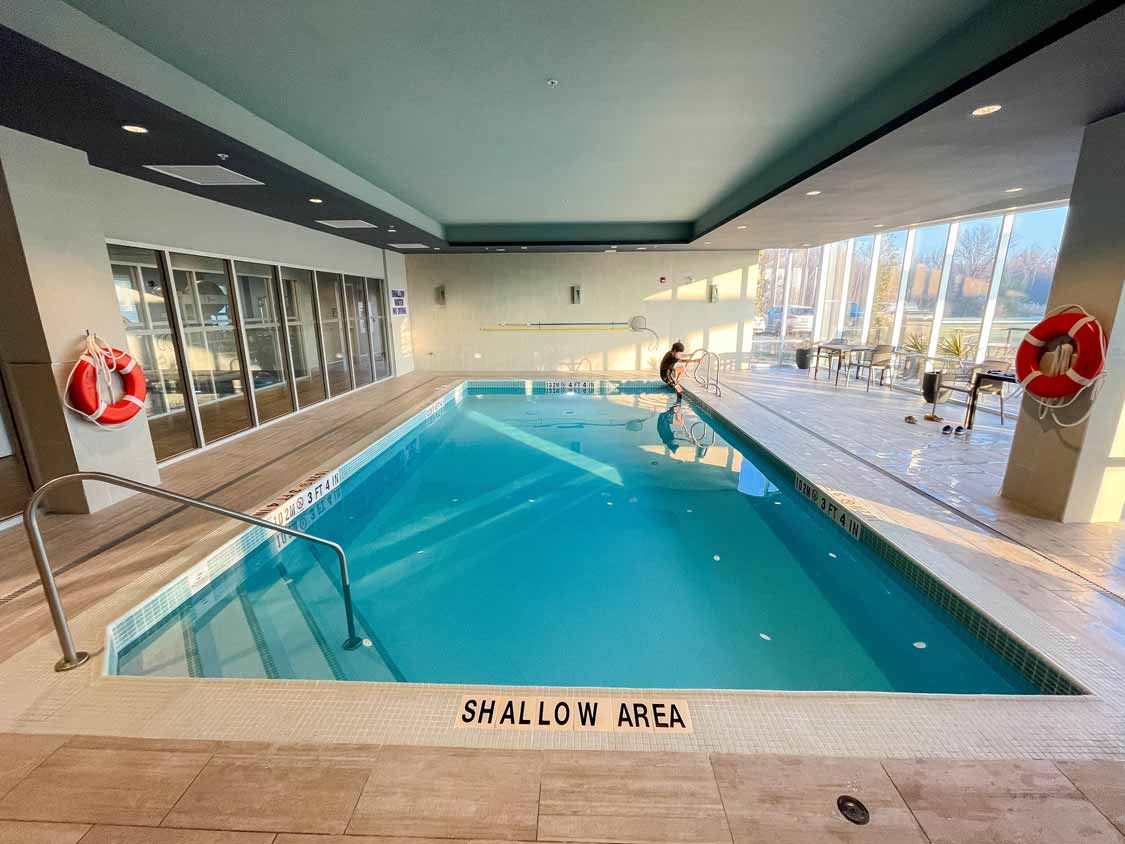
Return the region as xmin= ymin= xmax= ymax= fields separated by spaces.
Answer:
xmin=116 ymin=387 xmax=1038 ymax=693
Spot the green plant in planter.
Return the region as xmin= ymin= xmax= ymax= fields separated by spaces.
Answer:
xmin=937 ymin=331 xmax=975 ymax=360
xmin=902 ymin=333 xmax=928 ymax=354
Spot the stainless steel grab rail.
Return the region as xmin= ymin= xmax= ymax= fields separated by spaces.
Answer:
xmin=687 ymin=349 xmax=723 ymax=397
xmin=25 ymin=471 xmax=363 ymax=672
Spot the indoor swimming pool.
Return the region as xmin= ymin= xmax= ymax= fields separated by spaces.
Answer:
xmin=110 ymin=381 xmax=1068 ymax=694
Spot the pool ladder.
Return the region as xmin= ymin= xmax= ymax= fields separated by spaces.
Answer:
xmin=24 ymin=471 xmax=362 ymax=672
xmin=687 ymin=349 xmax=723 ymax=397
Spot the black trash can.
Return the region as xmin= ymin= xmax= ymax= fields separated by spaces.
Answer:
xmin=922 ymin=370 xmax=951 ymax=405
xmin=795 ymin=348 xmax=812 ymax=370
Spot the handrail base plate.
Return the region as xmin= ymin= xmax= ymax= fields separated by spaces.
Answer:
xmin=55 ymin=652 xmax=90 ymax=672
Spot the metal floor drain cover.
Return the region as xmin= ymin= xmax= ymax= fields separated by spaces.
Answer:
xmin=837 ymin=795 xmax=870 ymax=825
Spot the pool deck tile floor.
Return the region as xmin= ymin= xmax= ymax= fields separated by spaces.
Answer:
xmin=0 ymin=734 xmax=1121 ymax=842
xmin=1 ymin=367 xmax=1125 ymax=839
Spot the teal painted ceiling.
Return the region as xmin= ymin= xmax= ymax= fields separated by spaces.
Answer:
xmin=59 ymin=0 xmax=1103 ymax=245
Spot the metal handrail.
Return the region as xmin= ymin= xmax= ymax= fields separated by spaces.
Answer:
xmin=687 ymin=349 xmax=723 ymax=396
xmin=24 ymin=471 xmax=362 ymax=672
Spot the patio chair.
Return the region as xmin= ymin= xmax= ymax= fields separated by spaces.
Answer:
xmin=850 ymin=344 xmax=895 ymax=392
xmin=970 ymin=358 xmax=1014 ymax=424
xmin=812 ymin=337 xmax=846 ymax=380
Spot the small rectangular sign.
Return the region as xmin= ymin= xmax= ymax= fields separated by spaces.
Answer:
xmin=542 ymin=379 xmax=597 ymax=393
xmin=455 ymin=696 xmax=692 ymax=733
xmin=794 ymin=473 xmax=863 ymax=541
xmin=266 ymin=469 xmax=343 ymax=527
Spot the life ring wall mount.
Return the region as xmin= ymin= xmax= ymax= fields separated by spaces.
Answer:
xmin=65 ymin=333 xmax=147 ymax=427
xmin=1014 ymin=305 xmax=1107 ymax=428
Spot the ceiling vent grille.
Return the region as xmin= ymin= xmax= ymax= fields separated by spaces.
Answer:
xmin=316 ymin=220 xmax=379 ymax=229
xmin=143 ymin=165 xmax=264 ymax=186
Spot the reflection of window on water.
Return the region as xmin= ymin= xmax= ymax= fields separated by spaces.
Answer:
xmin=737 ymin=456 xmax=779 ymax=498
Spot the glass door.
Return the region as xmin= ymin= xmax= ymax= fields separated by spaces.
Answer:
xmin=315 ymin=272 xmax=352 ymax=395
xmin=235 ymin=261 xmax=295 ymax=423
xmin=344 ymin=275 xmax=374 ymax=387
xmin=169 ymin=252 xmax=254 ymax=443
xmin=109 ymin=245 xmax=197 ymax=460
xmin=367 ymin=277 xmax=392 ymax=380
xmin=280 ymin=267 xmax=327 ymax=408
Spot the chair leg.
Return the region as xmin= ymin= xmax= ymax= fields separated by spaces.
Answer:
xmin=866 ymin=366 xmax=872 ymax=392
xmin=1000 ymin=394 xmax=1005 ymax=425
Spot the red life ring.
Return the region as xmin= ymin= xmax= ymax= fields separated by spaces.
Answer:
xmin=67 ymin=348 xmax=147 ymax=425
xmin=1014 ymin=310 xmax=1104 ymax=400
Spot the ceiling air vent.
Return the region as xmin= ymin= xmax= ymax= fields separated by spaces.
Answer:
xmin=388 ymin=243 xmax=430 ymax=249
xmin=143 ymin=165 xmax=264 ymax=186
xmin=316 ymin=220 xmax=380 ymax=229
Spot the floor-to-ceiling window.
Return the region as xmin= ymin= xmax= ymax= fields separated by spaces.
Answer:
xmin=281 ymin=266 xmax=327 ymax=409
xmin=751 ymin=250 xmax=783 ymax=363
xmin=781 ymin=247 xmax=817 ymax=363
xmin=367 ymin=277 xmax=392 ymax=380
xmin=937 ymin=216 xmax=1003 ymax=361
xmin=235 ymin=260 xmax=294 ymax=423
xmin=170 ymin=252 xmax=253 ymax=443
xmin=842 ymin=236 xmax=873 ymax=342
xmin=316 ymin=272 xmax=352 ymax=396
xmin=817 ymin=242 xmax=849 ymax=340
xmin=986 ymin=206 xmax=1068 ymax=361
xmin=900 ymin=224 xmax=950 ymax=359
xmin=866 ymin=231 xmax=907 ymax=346
xmin=109 ymin=245 xmax=196 ymax=460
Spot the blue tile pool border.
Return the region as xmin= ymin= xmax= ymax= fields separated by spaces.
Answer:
xmin=105 ymin=378 xmax=1084 ymax=695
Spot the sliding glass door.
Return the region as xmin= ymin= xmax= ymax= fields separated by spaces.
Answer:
xmin=367 ymin=277 xmax=392 ymax=380
xmin=235 ymin=261 xmax=294 ymax=423
xmin=280 ymin=267 xmax=327 ymax=408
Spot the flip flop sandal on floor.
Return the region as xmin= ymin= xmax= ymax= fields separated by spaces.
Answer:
xmin=904 ymin=415 xmax=917 ymax=424
xmin=924 ymin=413 xmax=943 ymax=422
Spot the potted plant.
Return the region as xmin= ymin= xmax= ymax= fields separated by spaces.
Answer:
xmin=901 ymin=332 xmax=928 ymax=380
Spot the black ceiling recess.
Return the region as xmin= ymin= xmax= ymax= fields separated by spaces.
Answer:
xmin=0 ymin=25 xmax=442 ymax=253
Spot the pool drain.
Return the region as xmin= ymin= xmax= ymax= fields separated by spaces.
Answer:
xmin=837 ymin=795 xmax=870 ymax=825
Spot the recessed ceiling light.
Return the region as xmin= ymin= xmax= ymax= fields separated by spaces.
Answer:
xmin=604 ymin=249 xmax=617 ymax=253
xmin=547 ymin=79 xmax=559 ymax=87
xmin=704 ymin=241 xmax=712 ymax=245
xmin=805 ymin=190 xmax=822 ymax=196
xmin=873 ymin=224 xmax=884 ymax=228
xmin=496 ymin=248 xmax=506 ymax=252
xmin=972 ymin=104 xmax=1002 ymax=117
xmin=736 ymin=225 xmax=747 ymax=230
xmin=1005 ymin=187 xmax=1023 ymax=193
xmin=637 ymin=247 xmax=647 ymax=251
xmin=434 ymin=247 xmax=441 ymax=250
xmin=121 ymin=124 xmax=148 ymax=134
xmin=308 ymin=197 xmax=323 ymax=204
xmin=802 ymin=243 xmax=812 ymax=247
xmin=521 ymin=246 xmax=528 ymax=250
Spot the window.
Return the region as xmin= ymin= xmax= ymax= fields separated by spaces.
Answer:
xmin=781 ymin=248 xmax=818 ymax=363
xmin=987 ymin=206 xmax=1068 ymax=362
xmin=235 ymin=260 xmax=294 ymax=423
xmin=866 ymin=231 xmax=907 ymax=346
xmin=818 ymin=242 xmax=849 ymax=340
xmin=751 ymin=250 xmax=783 ymax=363
xmin=842 ymin=236 xmax=873 ymax=342
xmin=937 ymin=216 xmax=1003 ymax=360
xmin=900 ymin=224 xmax=950 ymax=357
xmin=316 ymin=272 xmax=352 ymax=395
xmin=108 ymin=245 xmax=195 ymax=460
xmin=281 ymin=267 xmax=327 ymax=408
xmin=170 ymin=253 xmax=253 ymax=442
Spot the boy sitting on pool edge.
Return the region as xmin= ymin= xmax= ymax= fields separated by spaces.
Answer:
xmin=659 ymin=341 xmax=703 ymax=396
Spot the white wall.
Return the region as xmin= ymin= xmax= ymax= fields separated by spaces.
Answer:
xmin=384 ymin=251 xmax=415 ymax=375
xmin=405 ymin=251 xmax=759 ymax=373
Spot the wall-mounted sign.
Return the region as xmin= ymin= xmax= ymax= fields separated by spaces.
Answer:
xmin=455 ymin=695 xmax=692 ymax=733
xmin=390 ymin=288 xmax=408 ymax=317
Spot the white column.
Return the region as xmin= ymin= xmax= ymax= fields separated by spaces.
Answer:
xmin=835 ymin=239 xmax=855 ymax=337
xmin=890 ymin=229 xmax=916 ymax=347
xmin=1002 ymin=110 xmax=1125 ymax=522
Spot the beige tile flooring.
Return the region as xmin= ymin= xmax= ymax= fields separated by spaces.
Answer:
xmin=0 ymin=733 xmax=1122 ymax=842
xmin=1 ymin=367 xmax=1125 ymax=839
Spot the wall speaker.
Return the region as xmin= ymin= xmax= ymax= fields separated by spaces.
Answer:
xmin=435 ymin=285 xmax=446 ymax=306
xmin=570 ymin=285 xmax=582 ymax=305
xmin=708 ymin=283 xmax=719 ymax=303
